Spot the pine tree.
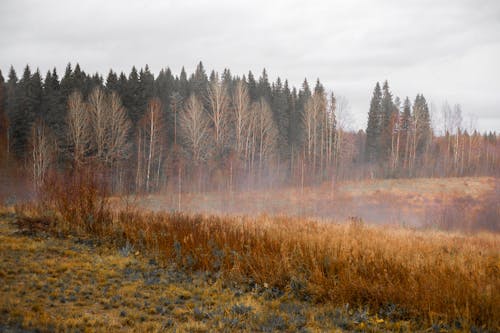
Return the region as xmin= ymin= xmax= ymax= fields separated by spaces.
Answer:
xmin=105 ymin=70 xmax=118 ymax=92
xmin=294 ymin=79 xmax=311 ymax=150
xmin=380 ymin=80 xmax=395 ymax=157
xmin=123 ymin=66 xmax=142 ymax=124
xmin=72 ymin=63 xmax=87 ymax=96
xmin=270 ymin=77 xmax=290 ymax=160
xmin=0 ymin=70 xmax=7 ymax=156
xmin=5 ymin=67 xmax=18 ymax=153
xmin=177 ymin=67 xmax=189 ymax=98
xmin=190 ymin=61 xmax=208 ymax=98
xmin=413 ymin=94 xmax=432 ymax=154
xmin=41 ymin=68 xmax=64 ymax=145
xmin=247 ymin=71 xmax=257 ymax=101
xmin=60 ymin=63 xmax=74 ymax=103
xmin=11 ymin=66 xmax=43 ymax=157
xmin=365 ymin=82 xmax=382 ymax=162
xmin=257 ymin=69 xmax=272 ymax=102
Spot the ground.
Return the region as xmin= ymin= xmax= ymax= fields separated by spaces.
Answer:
xmin=0 ymin=212 xmax=453 ymax=333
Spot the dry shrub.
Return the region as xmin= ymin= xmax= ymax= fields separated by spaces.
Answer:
xmin=37 ymin=167 xmax=112 ymax=235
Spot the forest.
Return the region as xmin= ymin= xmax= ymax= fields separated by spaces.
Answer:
xmin=0 ymin=62 xmax=498 ymax=196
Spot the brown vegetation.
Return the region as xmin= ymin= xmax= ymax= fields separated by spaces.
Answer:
xmin=14 ymin=172 xmax=500 ymax=330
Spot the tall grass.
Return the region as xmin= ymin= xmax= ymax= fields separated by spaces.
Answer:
xmin=25 ymin=172 xmax=500 ymax=329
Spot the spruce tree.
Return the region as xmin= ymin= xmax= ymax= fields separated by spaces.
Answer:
xmin=380 ymin=80 xmax=395 ymax=157
xmin=271 ymin=77 xmax=290 ymax=160
xmin=41 ymin=68 xmax=64 ymax=143
xmin=413 ymin=94 xmax=432 ymax=153
xmin=177 ymin=67 xmax=189 ymax=98
xmin=0 ymin=70 xmax=7 ymax=155
xmin=247 ymin=71 xmax=257 ymax=101
xmin=257 ymin=69 xmax=272 ymax=102
xmin=123 ymin=66 xmax=142 ymax=124
xmin=190 ymin=61 xmax=208 ymax=98
xmin=11 ymin=66 xmax=43 ymax=157
xmin=106 ymin=70 xmax=118 ymax=92
xmin=365 ymin=82 xmax=382 ymax=162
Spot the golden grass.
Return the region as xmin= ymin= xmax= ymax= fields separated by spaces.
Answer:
xmin=6 ymin=174 xmax=499 ymax=330
xmin=1 ymin=215 xmax=425 ymax=332
xmin=124 ymin=177 xmax=498 ymax=231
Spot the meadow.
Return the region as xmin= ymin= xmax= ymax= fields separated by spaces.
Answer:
xmin=1 ymin=175 xmax=498 ymax=331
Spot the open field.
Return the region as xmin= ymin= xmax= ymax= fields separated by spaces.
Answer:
xmin=2 ymin=171 xmax=498 ymax=332
xmin=0 ymin=213 xmax=432 ymax=332
xmin=1 ymin=176 xmax=498 ymax=331
xmin=125 ymin=177 xmax=499 ymax=231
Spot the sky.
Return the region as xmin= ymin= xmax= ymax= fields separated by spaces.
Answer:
xmin=1 ymin=0 xmax=499 ymax=132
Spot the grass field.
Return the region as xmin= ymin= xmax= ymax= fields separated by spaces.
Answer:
xmin=126 ymin=177 xmax=498 ymax=230
xmin=1 ymin=176 xmax=499 ymax=332
xmin=0 ymin=213 xmax=427 ymax=332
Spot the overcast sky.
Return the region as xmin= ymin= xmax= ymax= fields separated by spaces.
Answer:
xmin=1 ymin=0 xmax=499 ymax=132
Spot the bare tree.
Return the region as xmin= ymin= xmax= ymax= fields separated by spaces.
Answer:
xmin=87 ymin=87 xmax=108 ymax=163
xmin=106 ymin=91 xmax=131 ymax=165
xmin=180 ymin=94 xmax=211 ymax=164
xmin=232 ymin=79 xmax=250 ymax=156
xmin=67 ymin=91 xmax=90 ymax=166
xmin=303 ymin=91 xmax=327 ymax=175
xmin=29 ymin=120 xmax=55 ymax=191
xmin=87 ymin=87 xmax=130 ymax=167
xmin=137 ymin=97 xmax=165 ymax=192
xmin=252 ymin=98 xmax=278 ymax=181
xmin=206 ymin=79 xmax=230 ymax=150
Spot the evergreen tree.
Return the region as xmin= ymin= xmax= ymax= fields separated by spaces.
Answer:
xmin=271 ymin=77 xmax=290 ymax=160
xmin=41 ymin=68 xmax=64 ymax=144
xmin=288 ymin=87 xmax=300 ymax=149
xmin=413 ymin=94 xmax=432 ymax=153
xmin=0 ymin=70 xmax=7 ymax=155
xmin=177 ymin=67 xmax=189 ymax=98
xmin=5 ymin=66 xmax=18 ymax=130
xmin=60 ymin=63 xmax=74 ymax=103
xmin=139 ymin=65 xmax=155 ymax=116
xmin=257 ymin=69 xmax=272 ymax=102
xmin=295 ymin=79 xmax=311 ymax=150
xmin=221 ymin=68 xmax=234 ymax=96
xmin=105 ymin=70 xmax=119 ymax=92
xmin=189 ymin=61 xmax=208 ymax=98
xmin=11 ymin=66 xmax=43 ymax=157
xmin=247 ymin=71 xmax=258 ymax=101
xmin=72 ymin=63 xmax=87 ymax=96
xmin=365 ymin=82 xmax=382 ymax=162
xmin=116 ymin=72 xmax=128 ymax=97
xmin=380 ymin=80 xmax=395 ymax=157
xmin=123 ymin=66 xmax=142 ymax=124
xmin=401 ymin=97 xmax=412 ymax=133
xmin=155 ymin=67 xmax=176 ymax=145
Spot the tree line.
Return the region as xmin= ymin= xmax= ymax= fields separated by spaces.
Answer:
xmin=0 ymin=62 xmax=498 ymax=194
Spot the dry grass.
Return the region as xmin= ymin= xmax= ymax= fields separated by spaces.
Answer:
xmin=0 ymin=211 xmax=427 ymax=332
xmin=126 ymin=177 xmax=498 ymax=231
xmin=12 ymin=173 xmax=499 ymax=331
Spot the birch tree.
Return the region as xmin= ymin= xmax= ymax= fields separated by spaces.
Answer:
xmin=29 ymin=119 xmax=54 ymax=191
xmin=67 ymin=91 xmax=89 ymax=166
xmin=180 ymin=94 xmax=211 ymax=164
xmin=136 ymin=97 xmax=165 ymax=192
xmin=206 ymin=79 xmax=230 ymax=151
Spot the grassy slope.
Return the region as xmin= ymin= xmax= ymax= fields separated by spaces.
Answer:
xmin=0 ymin=213 xmax=425 ymax=333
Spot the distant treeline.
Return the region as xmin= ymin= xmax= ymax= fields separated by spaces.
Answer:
xmin=0 ymin=62 xmax=498 ymax=194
